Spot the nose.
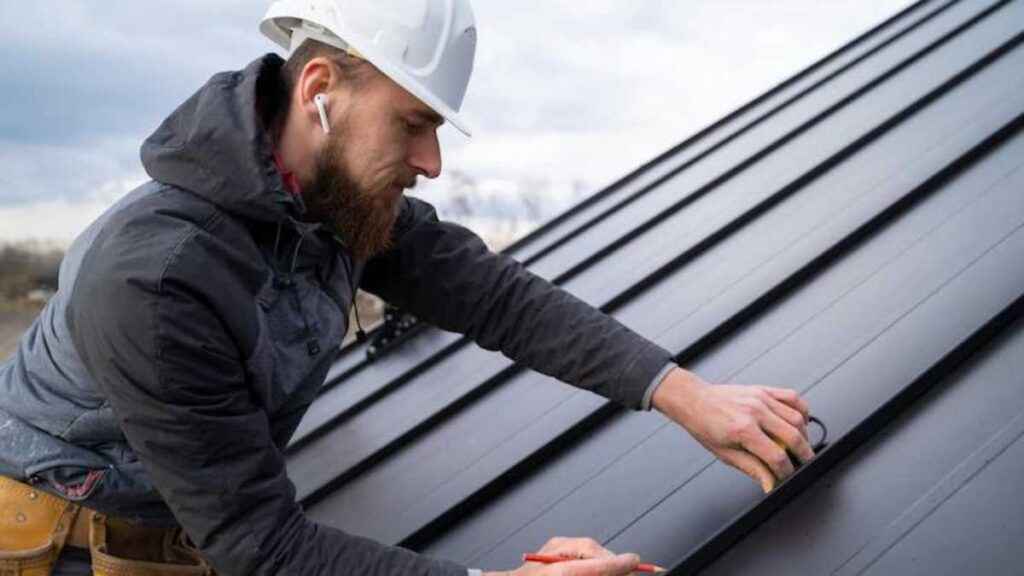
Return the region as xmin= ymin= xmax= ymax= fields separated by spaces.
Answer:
xmin=408 ymin=131 xmax=442 ymax=179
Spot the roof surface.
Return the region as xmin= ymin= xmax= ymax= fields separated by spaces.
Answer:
xmin=285 ymin=0 xmax=1024 ymax=572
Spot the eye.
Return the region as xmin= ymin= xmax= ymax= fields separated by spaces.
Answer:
xmin=403 ymin=117 xmax=429 ymax=135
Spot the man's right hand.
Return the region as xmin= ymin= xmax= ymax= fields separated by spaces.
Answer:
xmin=652 ymin=368 xmax=814 ymax=493
xmin=484 ymin=537 xmax=656 ymax=576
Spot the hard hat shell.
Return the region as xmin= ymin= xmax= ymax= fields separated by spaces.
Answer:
xmin=261 ymin=0 xmax=477 ymax=136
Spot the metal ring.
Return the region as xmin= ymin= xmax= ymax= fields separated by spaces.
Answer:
xmin=808 ymin=415 xmax=828 ymax=452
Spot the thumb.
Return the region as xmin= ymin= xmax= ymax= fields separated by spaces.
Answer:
xmin=718 ymin=447 xmax=775 ymax=493
xmin=558 ymin=553 xmax=640 ymax=576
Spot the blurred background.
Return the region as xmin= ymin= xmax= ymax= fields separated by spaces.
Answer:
xmin=0 ymin=1 xmax=910 ymax=357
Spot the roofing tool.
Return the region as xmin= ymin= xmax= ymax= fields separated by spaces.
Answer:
xmin=523 ymin=554 xmax=665 ymax=573
xmin=366 ymin=306 xmax=424 ymax=360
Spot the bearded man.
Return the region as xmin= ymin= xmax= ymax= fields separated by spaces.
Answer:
xmin=0 ymin=2 xmax=815 ymax=575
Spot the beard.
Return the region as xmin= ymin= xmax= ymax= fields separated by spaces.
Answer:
xmin=301 ymin=128 xmax=410 ymax=262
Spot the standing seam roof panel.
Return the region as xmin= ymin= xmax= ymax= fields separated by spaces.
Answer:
xmin=307 ymin=53 xmax=1024 ymax=549
xmin=418 ymin=119 xmax=1024 ymax=568
xmin=289 ymin=0 xmax=1024 ymax=506
xmin=284 ymin=1 xmax=1024 ymax=572
xmin=382 ymin=95 xmax=1024 ymax=557
xmin=301 ymin=0 xmax=957 ymax=418
xmin=701 ymin=315 xmax=1024 ymax=573
xmin=292 ymin=0 xmax=1015 ymax=454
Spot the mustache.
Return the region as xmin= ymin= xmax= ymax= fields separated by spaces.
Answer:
xmin=385 ymin=165 xmax=418 ymax=191
xmin=394 ymin=174 xmax=417 ymax=190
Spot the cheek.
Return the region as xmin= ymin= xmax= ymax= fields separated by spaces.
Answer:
xmin=370 ymin=119 xmax=410 ymax=161
xmin=338 ymin=146 xmax=381 ymax=190
xmin=340 ymin=117 xmax=409 ymax=187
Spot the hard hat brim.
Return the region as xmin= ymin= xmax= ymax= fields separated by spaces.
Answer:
xmin=370 ymin=56 xmax=474 ymax=138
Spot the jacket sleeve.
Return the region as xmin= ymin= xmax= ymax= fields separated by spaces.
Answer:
xmin=360 ymin=196 xmax=675 ymax=410
xmin=69 ymin=218 xmax=468 ymax=576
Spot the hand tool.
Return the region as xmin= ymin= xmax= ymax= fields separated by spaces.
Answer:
xmin=523 ymin=553 xmax=665 ymax=573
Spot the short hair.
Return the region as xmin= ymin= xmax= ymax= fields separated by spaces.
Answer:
xmin=264 ymin=39 xmax=376 ymax=138
xmin=281 ymin=39 xmax=375 ymax=97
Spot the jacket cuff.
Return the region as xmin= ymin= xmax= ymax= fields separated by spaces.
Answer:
xmin=615 ymin=342 xmax=676 ymax=410
xmin=641 ymin=362 xmax=678 ymax=411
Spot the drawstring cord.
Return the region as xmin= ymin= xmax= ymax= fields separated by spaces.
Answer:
xmin=341 ymin=251 xmax=368 ymax=344
xmin=330 ymin=231 xmax=368 ymax=344
xmin=352 ymin=296 xmax=368 ymax=343
xmin=269 ymin=221 xmax=321 ymax=356
xmin=272 ymin=222 xmax=283 ymax=264
xmin=273 ymin=220 xmax=367 ymax=350
xmin=288 ymin=230 xmax=306 ymax=277
xmin=287 ymin=228 xmax=320 ymax=356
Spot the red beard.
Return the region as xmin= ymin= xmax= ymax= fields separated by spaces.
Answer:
xmin=301 ymin=132 xmax=407 ymax=262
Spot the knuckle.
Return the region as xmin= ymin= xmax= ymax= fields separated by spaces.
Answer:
xmin=770 ymin=453 xmax=790 ymax=475
xmin=793 ymin=412 xmax=809 ymax=428
xmin=772 ymin=453 xmax=789 ymax=469
xmin=741 ymin=398 xmax=761 ymax=415
xmin=785 ymin=430 xmax=803 ymax=447
xmin=727 ymin=418 xmax=754 ymax=440
xmin=752 ymin=398 xmax=771 ymax=416
xmin=784 ymin=416 xmax=802 ymax=432
xmin=743 ymin=417 xmax=761 ymax=434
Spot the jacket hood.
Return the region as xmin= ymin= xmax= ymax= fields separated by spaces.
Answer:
xmin=141 ymin=54 xmax=300 ymax=224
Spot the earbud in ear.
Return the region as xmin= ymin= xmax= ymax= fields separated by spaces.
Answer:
xmin=314 ymin=93 xmax=331 ymax=135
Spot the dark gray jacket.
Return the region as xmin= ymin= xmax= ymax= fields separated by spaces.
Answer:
xmin=0 ymin=54 xmax=674 ymax=575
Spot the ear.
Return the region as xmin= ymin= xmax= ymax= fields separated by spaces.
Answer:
xmin=296 ymin=57 xmax=341 ymax=135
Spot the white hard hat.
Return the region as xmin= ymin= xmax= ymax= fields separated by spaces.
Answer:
xmin=261 ymin=0 xmax=477 ymax=137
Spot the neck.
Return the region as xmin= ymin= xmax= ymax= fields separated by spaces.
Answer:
xmin=275 ymin=103 xmax=318 ymax=189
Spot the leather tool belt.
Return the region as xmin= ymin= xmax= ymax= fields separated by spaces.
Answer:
xmin=0 ymin=475 xmax=214 ymax=575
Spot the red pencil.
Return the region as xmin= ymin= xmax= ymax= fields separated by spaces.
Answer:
xmin=523 ymin=553 xmax=664 ymax=573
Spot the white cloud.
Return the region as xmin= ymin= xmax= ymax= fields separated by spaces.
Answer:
xmin=0 ymin=189 xmax=136 ymax=246
xmin=0 ymin=0 xmax=912 ymax=243
xmin=0 ymin=137 xmax=144 ymax=205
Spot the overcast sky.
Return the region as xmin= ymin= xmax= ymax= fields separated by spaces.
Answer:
xmin=0 ymin=1 xmax=911 ymax=244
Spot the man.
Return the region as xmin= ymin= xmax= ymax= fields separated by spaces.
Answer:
xmin=0 ymin=1 xmax=815 ymax=575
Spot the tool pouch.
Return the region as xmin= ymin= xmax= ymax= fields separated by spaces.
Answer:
xmin=89 ymin=513 xmax=213 ymax=576
xmin=0 ymin=475 xmax=81 ymax=576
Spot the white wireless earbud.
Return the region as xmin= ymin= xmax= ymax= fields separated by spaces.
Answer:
xmin=314 ymin=93 xmax=331 ymax=135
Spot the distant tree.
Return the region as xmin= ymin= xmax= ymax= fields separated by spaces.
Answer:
xmin=0 ymin=243 xmax=63 ymax=302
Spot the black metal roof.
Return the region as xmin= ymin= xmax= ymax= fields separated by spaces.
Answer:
xmin=285 ymin=0 xmax=1024 ymax=572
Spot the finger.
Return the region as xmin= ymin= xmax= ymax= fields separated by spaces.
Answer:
xmin=761 ymin=393 xmax=808 ymax=439
xmin=717 ymin=446 xmax=776 ymax=493
xmin=537 ymin=537 xmax=612 ymax=560
xmin=762 ymin=387 xmax=810 ymax=421
xmin=557 ymin=553 xmax=640 ymax=576
xmin=584 ymin=539 xmax=613 ymax=559
xmin=740 ymin=419 xmax=795 ymax=482
xmin=760 ymin=402 xmax=815 ymax=464
xmin=537 ymin=537 xmax=567 ymax=556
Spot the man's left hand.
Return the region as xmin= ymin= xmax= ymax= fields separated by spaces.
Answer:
xmin=652 ymin=367 xmax=814 ymax=493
